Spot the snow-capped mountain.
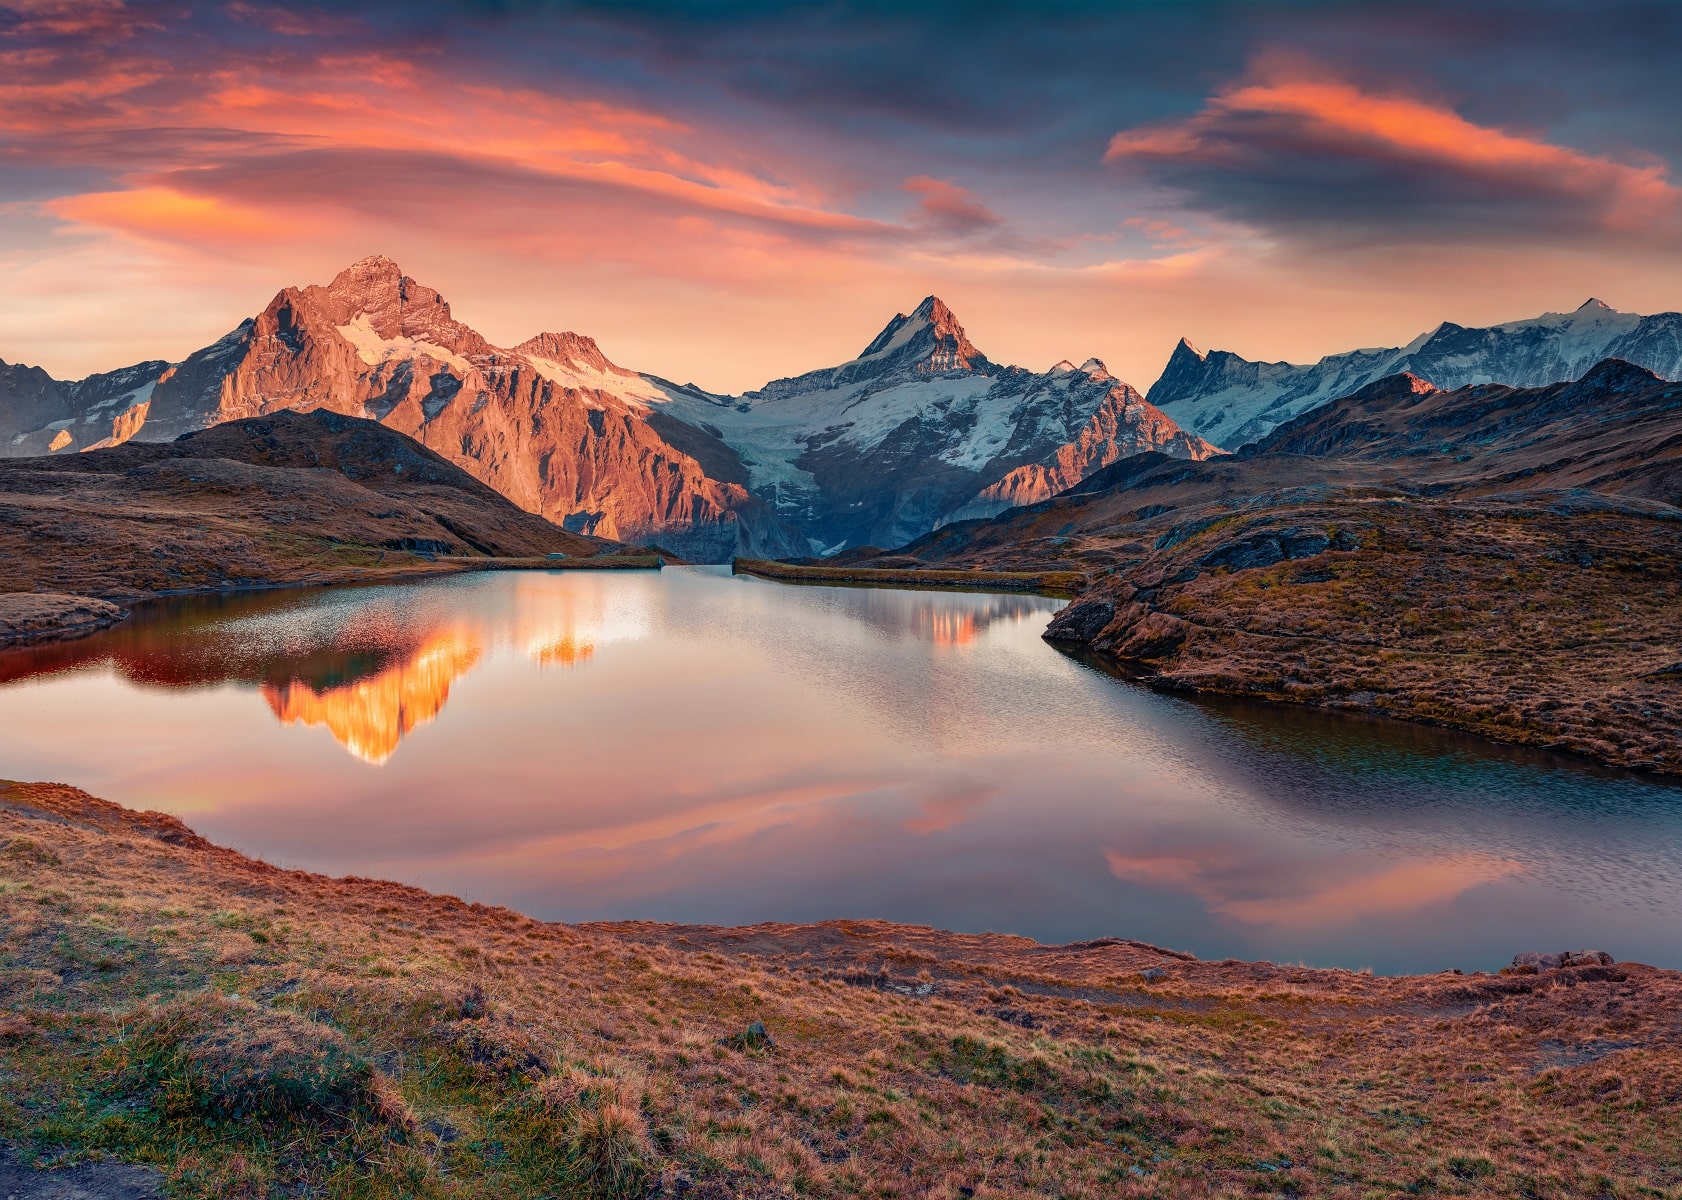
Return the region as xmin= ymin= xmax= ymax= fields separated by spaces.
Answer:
xmin=677 ymin=296 xmax=1219 ymax=550
xmin=0 ymin=258 xmax=1218 ymax=559
xmin=1149 ymin=299 xmax=1682 ymax=449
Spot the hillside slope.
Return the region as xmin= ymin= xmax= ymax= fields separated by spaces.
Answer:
xmin=0 ymin=409 xmax=630 ymax=611
xmin=2 ymin=778 xmax=1677 ymax=1198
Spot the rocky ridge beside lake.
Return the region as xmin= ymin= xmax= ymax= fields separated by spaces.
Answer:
xmin=840 ymin=360 xmax=1682 ymax=774
xmin=0 ymin=408 xmax=637 ymax=643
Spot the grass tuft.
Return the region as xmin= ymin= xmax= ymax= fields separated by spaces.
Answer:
xmin=140 ymin=992 xmax=375 ymax=1121
xmin=571 ymin=1101 xmax=651 ymax=1199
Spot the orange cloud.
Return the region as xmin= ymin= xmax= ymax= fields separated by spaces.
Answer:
xmin=48 ymin=186 xmax=287 ymax=244
xmin=25 ymin=47 xmax=898 ymax=265
xmin=1107 ymin=60 xmax=1681 ymax=239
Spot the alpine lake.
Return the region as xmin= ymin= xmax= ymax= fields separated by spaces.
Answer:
xmin=4 ymin=565 xmax=1679 ymax=975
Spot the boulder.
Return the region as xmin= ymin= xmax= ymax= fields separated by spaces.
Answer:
xmin=1559 ymin=949 xmax=1615 ymax=968
xmin=1043 ymin=599 xmax=1115 ymax=643
xmin=1508 ymin=949 xmax=1614 ymax=973
xmin=1111 ymin=609 xmax=1190 ymax=662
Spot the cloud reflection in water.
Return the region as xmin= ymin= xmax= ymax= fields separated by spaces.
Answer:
xmin=2 ymin=567 xmax=1680 ymax=973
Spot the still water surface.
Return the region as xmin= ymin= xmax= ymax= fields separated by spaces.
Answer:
xmin=3 ymin=566 xmax=1679 ymax=974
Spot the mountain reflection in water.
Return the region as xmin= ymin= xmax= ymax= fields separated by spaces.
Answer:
xmin=2 ymin=566 xmax=1679 ymax=974
xmin=262 ymin=633 xmax=484 ymax=765
xmin=0 ymin=575 xmax=653 ymax=762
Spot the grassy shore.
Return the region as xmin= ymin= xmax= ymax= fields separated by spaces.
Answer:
xmin=732 ymin=558 xmax=1085 ymax=597
xmin=1 ymin=780 xmax=1678 ymax=1198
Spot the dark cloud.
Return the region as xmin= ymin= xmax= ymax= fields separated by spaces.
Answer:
xmin=1104 ymin=59 xmax=1682 ymax=248
xmin=326 ymin=1 xmax=1682 ymax=162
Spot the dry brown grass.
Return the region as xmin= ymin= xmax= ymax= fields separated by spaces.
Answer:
xmin=2 ymin=778 xmax=1679 ymax=1198
xmin=1027 ymin=493 xmax=1682 ymax=775
xmin=0 ymin=410 xmax=633 ymax=616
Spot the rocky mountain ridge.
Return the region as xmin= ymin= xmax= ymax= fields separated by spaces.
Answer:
xmin=0 ymin=258 xmax=1217 ymax=560
xmin=707 ymin=299 xmax=1220 ymax=550
xmin=1149 ymin=298 xmax=1682 ymax=449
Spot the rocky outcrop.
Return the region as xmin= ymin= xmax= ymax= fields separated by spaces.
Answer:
xmin=1509 ymin=950 xmax=1616 ymax=973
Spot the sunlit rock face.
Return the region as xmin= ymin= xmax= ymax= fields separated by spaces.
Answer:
xmin=262 ymin=631 xmax=483 ymax=765
xmin=0 ymin=259 xmax=1219 ymax=559
xmin=1 ymin=358 xmax=170 ymax=456
xmin=948 ymin=364 xmax=1218 ymax=523
xmin=127 ymin=257 xmax=805 ymax=562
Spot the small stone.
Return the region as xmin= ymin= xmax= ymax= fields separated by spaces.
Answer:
xmin=722 ymin=1020 xmax=775 ymax=1051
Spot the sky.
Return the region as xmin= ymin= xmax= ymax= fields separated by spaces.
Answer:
xmin=4 ymin=0 xmax=1682 ymax=394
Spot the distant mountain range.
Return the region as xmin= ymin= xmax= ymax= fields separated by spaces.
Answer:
xmin=1148 ymin=299 xmax=1682 ymax=449
xmin=6 ymin=262 xmax=1680 ymax=556
xmin=0 ymin=257 xmax=1217 ymax=560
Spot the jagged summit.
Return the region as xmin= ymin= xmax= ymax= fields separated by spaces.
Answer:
xmin=1579 ymin=298 xmax=1614 ymax=312
xmin=301 ymin=255 xmax=487 ymax=358
xmin=853 ymin=295 xmax=987 ymax=375
xmin=515 ymin=331 xmax=623 ymax=376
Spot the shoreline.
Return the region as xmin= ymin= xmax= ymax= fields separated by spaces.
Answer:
xmin=0 ymin=553 xmax=664 ymax=649
xmin=732 ymin=556 xmax=1085 ymax=597
xmin=3 ymin=778 xmax=1677 ymax=1197
xmin=1050 ymin=614 xmax=1682 ymax=780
